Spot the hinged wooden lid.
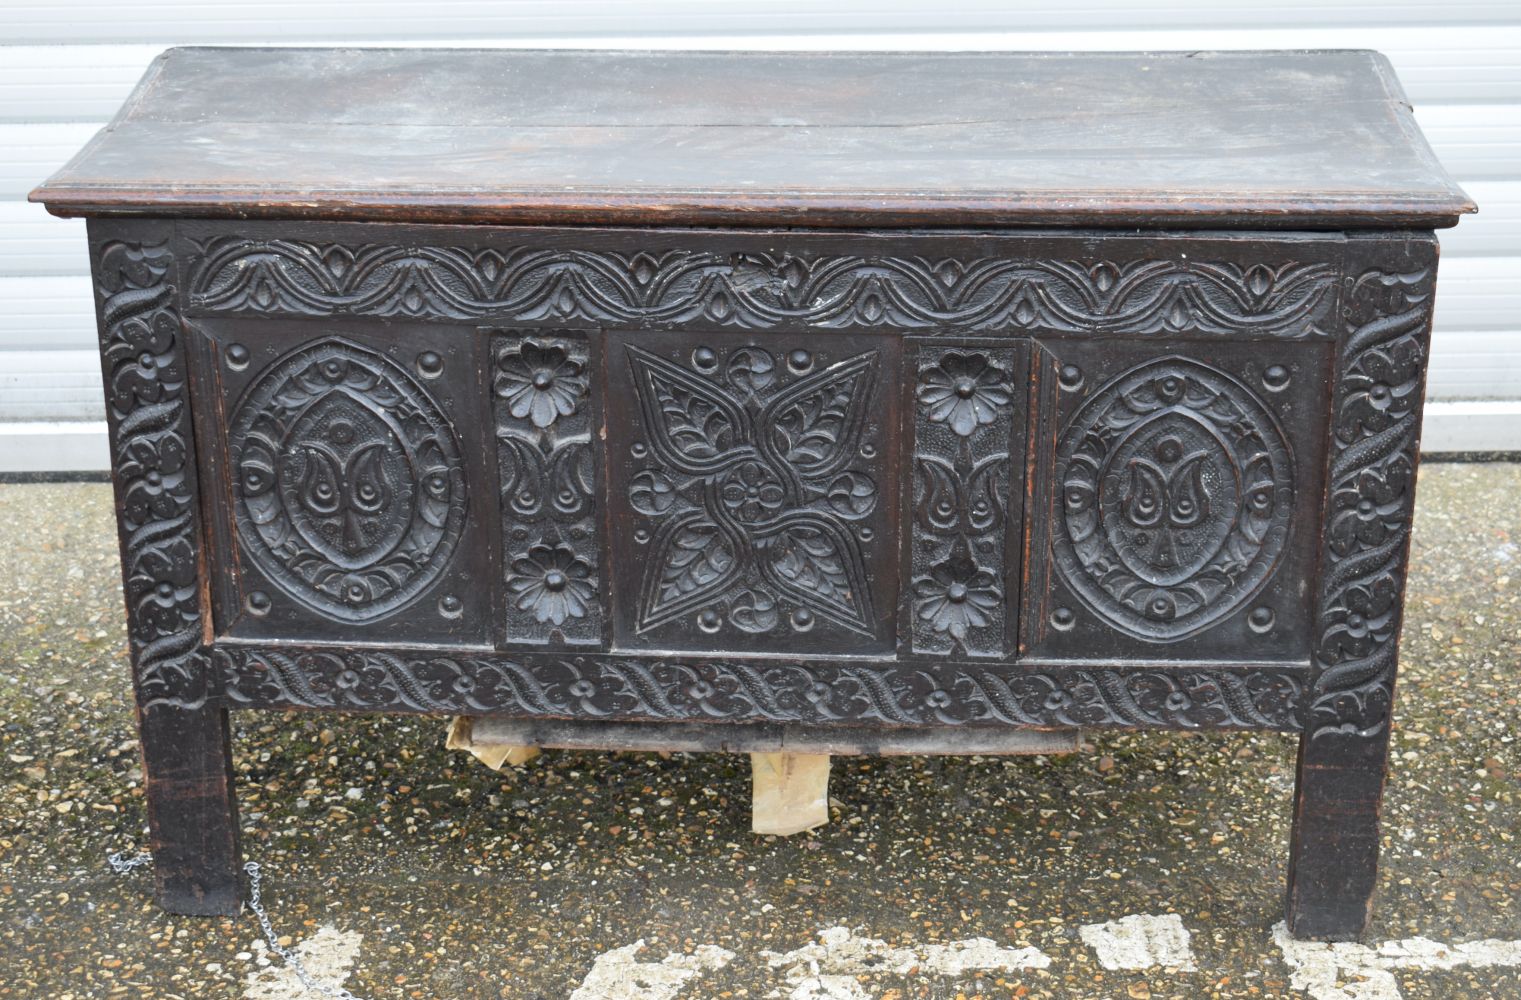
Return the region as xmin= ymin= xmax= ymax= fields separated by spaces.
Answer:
xmin=31 ymin=47 xmax=1475 ymax=229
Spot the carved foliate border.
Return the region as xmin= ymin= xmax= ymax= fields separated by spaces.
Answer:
xmin=185 ymin=236 xmax=1337 ymax=336
xmin=93 ymin=228 xmax=214 ymax=710
xmin=1306 ymin=251 xmax=1435 ymax=741
xmin=217 ymin=646 xmax=1303 ymax=731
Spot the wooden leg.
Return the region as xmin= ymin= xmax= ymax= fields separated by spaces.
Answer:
xmin=1284 ymin=731 xmax=1391 ymax=940
xmin=750 ymin=753 xmax=831 ymax=836
xmin=139 ymin=702 xmax=243 ymax=916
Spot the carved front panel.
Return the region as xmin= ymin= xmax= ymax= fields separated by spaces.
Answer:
xmin=1023 ymin=341 xmax=1330 ymax=662
xmin=195 ymin=318 xmax=495 ymax=644
xmin=605 ymin=331 xmax=899 ymax=654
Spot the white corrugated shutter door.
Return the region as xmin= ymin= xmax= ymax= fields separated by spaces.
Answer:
xmin=3 ymin=2 xmax=1516 ymax=469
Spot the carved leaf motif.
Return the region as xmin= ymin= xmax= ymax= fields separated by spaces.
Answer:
xmin=298 ymin=444 xmax=343 ymax=514
xmin=760 ymin=353 xmax=876 ymax=478
xmin=641 ymin=514 xmax=739 ymax=629
xmin=498 ymin=433 xmax=546 ymax=517
xmin=915 ymin=456 xmax=963 ymax=533
xmin=760 ymin=516 xmax=874 ymax=635
xmin=627 ymin=346 xmax=753 ymax=475
xmin=965 ymin=456 xmax=1007 ymax=533
xmin=549 ymin=439 xmax=595 ymax=517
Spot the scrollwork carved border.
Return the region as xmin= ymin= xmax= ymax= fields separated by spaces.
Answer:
xmin=185 ymin=235 xmax=1337 ymax=336
xmin=1306 ymin=248 xmax=1436 ymax=741
xmin=93 ymin=227 xmax=215 ymax=710
xmin=216 ymin=646 xmax=1304 ymax=731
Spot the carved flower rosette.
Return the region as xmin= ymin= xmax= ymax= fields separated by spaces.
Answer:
xmin=1052 ymin=357 xmax=1294 ymax=641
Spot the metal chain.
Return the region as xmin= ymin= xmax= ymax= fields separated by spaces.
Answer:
xmin=109 ymin=849 xmax=367 ymax=1000
xmin=107 ymin=850 xmax=152 ymax=874
xmin=243 ymin=860 xmax=366 ymax=1000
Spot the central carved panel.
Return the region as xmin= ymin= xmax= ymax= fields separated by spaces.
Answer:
xmin=606 ymin=331 xmax=898 ymax=654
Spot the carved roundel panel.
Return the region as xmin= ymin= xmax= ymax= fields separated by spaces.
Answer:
xmin=1051 ymin=357 xmax=1293 ymax=641
xmin=228 ymin=338 xmax=467 ymax=622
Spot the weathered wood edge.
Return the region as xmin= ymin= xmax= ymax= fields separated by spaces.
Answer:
xmin=32 ymin=187 xmax=1476 ymax=230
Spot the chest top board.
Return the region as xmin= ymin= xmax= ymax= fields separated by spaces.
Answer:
xmin=31 ymin=48 xmax=1472 ymax=941
xmin=35 ymin=47 xmax=1471 ymax=228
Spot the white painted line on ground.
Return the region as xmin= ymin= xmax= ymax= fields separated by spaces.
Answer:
xmin=1079 ymin=913 xmax=1197 ymax=972
xmin=1273 ymin=921 xmax=1521 ymax=1000
xmin=569 ymin=941 xmax=736 ymax=1000
xmin=242 ymin=925 xmax=364 ymax=1000
xmin=563 ymin=918 xmax=1521 ymax=1000
xmin=762 ymin=925 xmax=1051 ymax=1000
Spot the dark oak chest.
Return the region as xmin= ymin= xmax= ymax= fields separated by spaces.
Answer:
xmin=32 ymin=47 xmax=1473 ymax=940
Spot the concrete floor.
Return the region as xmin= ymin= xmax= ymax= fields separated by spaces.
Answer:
xmin=0 ymin=463 xmax=1515 ymax=1000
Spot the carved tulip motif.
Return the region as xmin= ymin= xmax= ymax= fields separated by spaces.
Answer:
xmin=1104 ymin=416 xmax=1239 ymax=588
xmin=1053 ymin=358 xmax=1292 ymax=641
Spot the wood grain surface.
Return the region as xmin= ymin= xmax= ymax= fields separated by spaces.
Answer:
xmin=32 ymin=47 xmax=1474 ymax=228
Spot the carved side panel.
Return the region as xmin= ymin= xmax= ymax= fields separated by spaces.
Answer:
xmin=605 ymin=331 xmax=898 ymax=654
xmin=493 ymin=332 xmax=602 ymax=645
xmin=1053 ymin=357 xmax=1294 ymax=639
xmin=1306 ymin=256 xmax=1436 ymax=741
xmin=195 ymin=318 xmax=494 ymax=645
xmin=227 ymin=339 xmax=468 ymax=622
xmin=92 ymin=228 xmax=213 ymax=710
xmin=1023 ymin=342 xmax=1329 ymax=662
xmin=909 ymin=344 xmax=1023 ymax=657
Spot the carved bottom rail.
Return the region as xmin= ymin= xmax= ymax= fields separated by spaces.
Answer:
xmin=215 ymin=646 xmax=1305 ymax=731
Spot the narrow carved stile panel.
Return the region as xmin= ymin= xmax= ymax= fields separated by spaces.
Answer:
xmin=909 ymin=344 xmax=1021 ymax=657
xmin=607 ymin=332 xmax=897 ymax=654
xmin=1307 ymin=263 xmax=1435 ymax=741
xmin=493 ymin=331 xmax=602 ymax=645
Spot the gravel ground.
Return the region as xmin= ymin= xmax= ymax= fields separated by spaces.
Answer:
xmin=0 ymin=463 xmax=1515 ymax=1000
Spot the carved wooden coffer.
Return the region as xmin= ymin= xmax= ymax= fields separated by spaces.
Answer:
xmin=33 ymin=48 xmax=1472 ymax=938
